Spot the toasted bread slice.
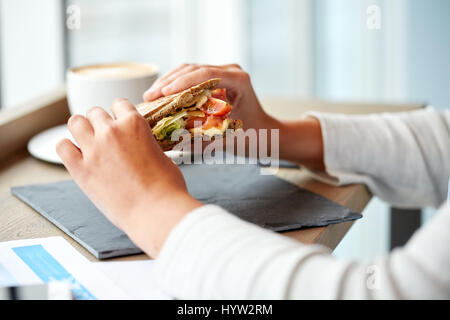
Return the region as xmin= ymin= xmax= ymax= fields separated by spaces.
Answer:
xmin=136 ymin=78 xmax=221 ymax=127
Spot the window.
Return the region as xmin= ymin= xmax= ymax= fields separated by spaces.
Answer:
xmin=0 ymin=0 xmax=64 ymax=109
xmin=0 ymin=0 xmax=314 ymax=110
xmin=66 ymin=0 xmax=172 ymax=72
xmin=1 ymin=0 xmax=449 ymax=110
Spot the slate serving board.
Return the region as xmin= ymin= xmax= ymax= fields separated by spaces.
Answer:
xmin=11 ymin=164 xmax=361 ymax=259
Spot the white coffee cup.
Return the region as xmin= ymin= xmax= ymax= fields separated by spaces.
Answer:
xmin=66 ymin=62 xmax=159 ymax=116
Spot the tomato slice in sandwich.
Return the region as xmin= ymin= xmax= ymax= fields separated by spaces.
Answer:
xmin=211 ymin=88 xmax=228 ymax=101
xmin=186 ymin=115 xmax=224 ymax=131
xmin=202 ymin=98 xmax=232 ymax=117
xmin=202 ymin=116 xmax=224 ymax=130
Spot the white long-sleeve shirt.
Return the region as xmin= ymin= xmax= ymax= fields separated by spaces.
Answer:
xmin=154 ymin=107 xmax=450 ymax=299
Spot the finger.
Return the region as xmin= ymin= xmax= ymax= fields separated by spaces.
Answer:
xmin=67 ymin=115 xmax=94 ymax=149
xmin=144 ymin=64 xmax=241 ymax=101
xmin=157 ymin=64 xmax=233 ymax=95
xmin=221 ymin=63 xmax=242 ymax=70
xmin=86 ymin=106 xmax=112 ymax=131
xmin=144 ymin=64 xmax=200 ymax=101
xmin=111 ymin=98 xmax=137 ymax=119
xmin=151 ymin=64 xmax=200 ymax=94
xmin=161 ymin=67 xmax=228 ymax=96
xmin=154 ymin=64 xmax=192 ymax=87
xmin=143 ymin=64 xmax=194 ymax=101
xmin=56 ymin=138 xmax=82 ymax=173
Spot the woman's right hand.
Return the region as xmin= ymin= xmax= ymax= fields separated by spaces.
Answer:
xmin=143 ymin=63 xmax=324 ymax=170
xmin=143 ymin=64 xmax=279 ymax=131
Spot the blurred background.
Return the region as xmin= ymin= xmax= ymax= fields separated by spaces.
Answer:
xmin=0 ymin=0 xmax=449 ymax=262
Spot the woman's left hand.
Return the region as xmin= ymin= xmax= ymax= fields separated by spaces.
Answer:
xmin=56 ymin=98 xmax=201 ymax=257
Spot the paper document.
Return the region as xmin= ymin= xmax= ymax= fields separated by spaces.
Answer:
xmin=94 ymin=260 xmax=172 ymax=300
xmin=0 ymin=237 xmax=129 ymax=299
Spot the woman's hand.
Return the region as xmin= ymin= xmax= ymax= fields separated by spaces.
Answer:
xmin=143 ymin=64 xmax=324 ymax=169
xmin=143 ymin=64 xmax=279 ymax=131
xmin=56 ymin=98 xmax=202 ymax=257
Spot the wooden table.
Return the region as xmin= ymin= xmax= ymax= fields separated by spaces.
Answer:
xmin=0 ymin=89 xmax=423 ymax=261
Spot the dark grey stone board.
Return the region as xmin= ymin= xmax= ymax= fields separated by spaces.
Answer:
xmin=11 ymin=180 xmax=141 ymax=260
xmin=11 ymin=164 xmax=361 ymax=259
xmin=180 ymin=164 xmax=361 ymax=231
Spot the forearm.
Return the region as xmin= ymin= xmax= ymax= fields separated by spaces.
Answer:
xmin=248 ymin=111 xmax=325 ymax=169
xmin=267 ymin=107 xmax=450 ymax=208
xmin=124 ymin=191 xmax=202 ymax=258
xmin=309 ymin=108 xmax=450 ymax=207
xmin=154 ymin=204 xmax=450 ymax=299
xmin=277 ymin=116 xmax=325 ymax=170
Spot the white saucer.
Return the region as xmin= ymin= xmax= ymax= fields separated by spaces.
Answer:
xmin=28 ymin=125 xmax=185 ymax=165
xmin=28 ymin=125 xmax=73 ymax=164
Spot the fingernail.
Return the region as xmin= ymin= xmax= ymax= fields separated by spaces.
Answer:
xmin=114 ymin=97 xmax=128 ymax=104
xmin=143 ymin=89 xmax=153 ymax=101
xmin=143 ymin=89 xmax=158 ymax=101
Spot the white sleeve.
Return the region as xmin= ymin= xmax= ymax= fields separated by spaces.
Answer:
xmin=154 ymin=204 xmax=450 ymax=299
xmin=153 ymin=108 xmax=450 ymax=299
xmin=308 ymin=107 xmax=450 ymax=208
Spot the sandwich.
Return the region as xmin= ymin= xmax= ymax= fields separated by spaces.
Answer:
xmin=136 ymin=78 xmax=243 ymax=151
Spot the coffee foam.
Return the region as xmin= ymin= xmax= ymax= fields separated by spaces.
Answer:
xmin=73 ymin=63 xmax=156 ymax=79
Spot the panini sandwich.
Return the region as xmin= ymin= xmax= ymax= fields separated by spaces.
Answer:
xmin=136 ymin=78 xmax=243 ymax=151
